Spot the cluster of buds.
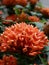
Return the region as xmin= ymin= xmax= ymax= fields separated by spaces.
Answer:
xmin=0 ymin=22 xmax=48 ymax=56
xmin=28 ymin=16 xmax=40 ymax=22
xmin=0 ymin=55 xmax=17 ymax=65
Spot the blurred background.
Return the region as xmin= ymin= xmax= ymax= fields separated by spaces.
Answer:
xmin=40 ymin=0 xmax=49 ymax=7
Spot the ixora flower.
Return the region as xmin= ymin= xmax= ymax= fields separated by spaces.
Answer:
xmin=18 ymin=12 xmax=28 ymax=22
xmin=30 ymin=0 xmax=39 ymax=5
xmin=0 ymin=22 xmax=48 ymax=56
xmin=6 ymin=14 xmax=17 ymax=21
xmin=3 ymin=14 xmax=18 ymax=25
xmin=0 ymin=55 xmax=17 ymax=65
xmin=15 ymin=0 xmax=28 ymax=6
xmin=40 ymin=8 xmax=49 ymax=17
xmin=2 ymin=0 xmax=17 ymax=6
xmin=2 ymin=0 xmax=27 ymax=6
xmin=28 ymin=16 xmax=40 ymax=22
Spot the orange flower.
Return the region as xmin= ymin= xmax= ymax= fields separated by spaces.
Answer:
xmin=28 ymin=16 xmax=40 ymax=22
xmin=30 ymin=0 xmax=38 ymax=5
xmin=0 ymin=23 xmax=48 ymax=56
xmin=15 ymin=0 xmax=28 ymax=6
xmin=41 ymin=8 xmax=49 ymax=16
xmin=3 ymin=14 xmax=17 ymax=24
xmin=0 ymin=55 xmax=17 ymax=65
xmin=18 ymin=12 xmax=28 ymax=22
xmin=6 ymin=14 xmax=17 ymax=21
xmin=2 ymin=0 xmax=17 ymax=6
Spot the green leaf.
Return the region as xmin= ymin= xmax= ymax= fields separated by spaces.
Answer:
xmin=40 ymin=18 xmax=47 ymax=23
xmin=15 ymin=5 xmax=23 ymax=9
xmin=38 ymin=55 xmax=48 ymax=65
xmin=14 ymin=6 xmax=21 ymax=15
xmin=29 ymin=22 xmax=44 ymax=31
xmin=30 ymin=12 xmax=43 ymax=17
xmin=42 ymin=45 xmax=49 ymax=53
xmin=15 ymin=8 xmax=20 ymax=15
xmin=26 ymin=2 xmax=31 ymax=10
xmin=0 ymin=17 xmax=5 ymax=33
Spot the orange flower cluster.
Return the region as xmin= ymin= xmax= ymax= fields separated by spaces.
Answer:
xmin=18 ymin=13 xmax=40 ymax=22
xmin=0 ymin=23 xmax=48 ymax=56
xmin=18 ymin=12 xmax=28 ymax=22
xmin=16 ymin=0 xmax=28 ymax=6
xmin=2 ymin=0 xmax=39 ymax=6
xmin=2 ymin=0 xmax=17 ymax=6
xmin=30 ymin=0 xmax=38 ymax=5
xmin=28 ymin=16 xmax=40 ymax=22
xmin=3 ymin=14 xmax=17 ymax=24
xmin=6 ymin=14 xmax=17 ymax=21
xmin=0 ymin=55 xmax=17 ymax=65
xmin=2 ymin=0 xmax=28 ymax=6
xmin=41 ymin=8 xmax=49 ymax=16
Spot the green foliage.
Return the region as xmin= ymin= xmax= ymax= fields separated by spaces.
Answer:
xmin=29 ymin=22 xmax=44 ymax=31
xmin=0 ymin=17 xmax=5 ymax=33
xmin=40 ymin=18 xmax=47 ymax=23
xmin=38 ymin=55 xmax=48 ymax=65
xmin=30 ymin=11 xmax=43 ymax=17
xmin=42 ymin=45 xmax=49 ymax=54
xmin=14 ymin=5 xmax=23 ymax=15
